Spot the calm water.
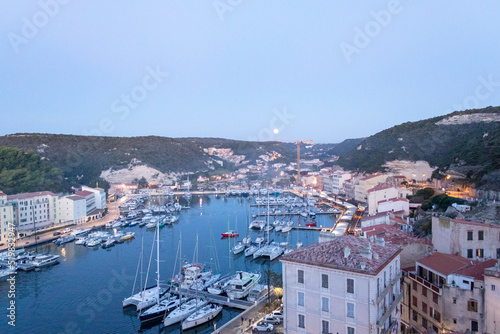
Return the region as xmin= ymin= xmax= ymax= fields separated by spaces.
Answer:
xmin=0 ymin=195 xmax=337 ymax=334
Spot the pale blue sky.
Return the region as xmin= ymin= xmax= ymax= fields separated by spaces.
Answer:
xmin=1 ymin=1 xmax=499 ymax=143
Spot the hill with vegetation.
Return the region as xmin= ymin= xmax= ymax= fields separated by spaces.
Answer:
xmin=338 ymin=106 xmax=500 ymax=189
xmin=0 ymin=134 xmax=342 ymax=192
xmin=0 ymin=147 xmax=70 ymax=194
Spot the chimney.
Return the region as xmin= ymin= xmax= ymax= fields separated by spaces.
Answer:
xmin=344 ymin=246 xmax=351 ymax=259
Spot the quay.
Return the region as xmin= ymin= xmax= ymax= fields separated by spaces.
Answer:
xmin=175 ymin=288 xmax=258 ymax=310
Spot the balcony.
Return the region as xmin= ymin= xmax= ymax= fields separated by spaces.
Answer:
xmin=408 ymin=272 xmax=442 ymax=295
xmin=377 ymin=292 xmax=403 ymax=327
xmin=377 ymin=273 xmax=402 ymax=303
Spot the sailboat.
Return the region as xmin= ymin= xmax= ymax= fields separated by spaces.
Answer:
xmin=184 ymin=175 xmax=192 ymax=199
xmin=181 ymin=303 xmax=223 ymax=330
xmin=222 ymin=216 xmax=239 ymax=238
xmin=242 ymin=208 xmax=252 ymax=246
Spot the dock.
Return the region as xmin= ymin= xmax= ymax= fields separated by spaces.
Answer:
xmin=174 ymin=288 xmax=255 ymax=310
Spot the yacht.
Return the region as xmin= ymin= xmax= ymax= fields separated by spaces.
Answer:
xmin=163 ymin=298 xmax=207 ymax=327
xmin=181 ymin=303 xmax=222 ymax=330
xmin=70 ymin=228 xmax=91 ymax=236
xmin=249 ymin=220 xmax=265 ymax=230
xmin=242 ymin=235 xmax=252 ymax=246
xmin=102 ymin=238 xmax=116 ymax=249
xmin=121 ymin=232 xmax=135 ymax=240
xmin=207 ymin=275 xmax=231 ymax=295
xmin=232 ymin=242 xmax=245 ymax=255
xmin=244 ymin=244 xmax=258 ymax=257
xmin=225 ymin=271 xmax=261 ymax=299
xmin=86 ymin=238 xmax=102 ymax=247
xmin=139 ymin=295 xmax=187 ymax=323
xmin=122 ymin=286 xmax=166 ymax=311
xmin=31 ymin=254 xmax=60 ymax=268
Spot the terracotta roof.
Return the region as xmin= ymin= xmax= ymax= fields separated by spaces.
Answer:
xmin=418 ymin=253 xmax=497 ymax=279
xmin=66 ymin=195 xmax=85 ymax=201
xmin=7 ymin=191 xmax=56 ymax=200
xmin=389 ymin=217 xmax=408 ymax=226
xmin=75 ymin=190 xmax=94 ymax=197
xmin=0 ymin=191 xmax=7 ymax=196
xmin=368 ymin=183 xmax=395 ymax=193
xmin=362 ymin=223 xmax=431 ymax=246
xmin=281 ymin=236 xmax=401 ymax=275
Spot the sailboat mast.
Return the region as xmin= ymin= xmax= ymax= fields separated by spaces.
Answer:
xmin=156 ymin=220 xmax=160 ymax=303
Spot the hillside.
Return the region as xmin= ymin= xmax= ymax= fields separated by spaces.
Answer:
xmin=0 ymin=134 xmax=340 ymax=190
xmin=338 ymin=106 xmax=500 ymax=189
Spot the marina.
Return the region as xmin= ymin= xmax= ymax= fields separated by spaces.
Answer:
xmin=0 ymin=194 xmax=334 ymax=334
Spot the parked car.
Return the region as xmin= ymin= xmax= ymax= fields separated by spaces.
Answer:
xmin=53 ymin=232 xmax=62 ymax=236
xmin=263 ymin=316 xmax=281 ymax=325
xmin=271 ymin=310 xmax=284 ymax=319
xmin=252 ymin=322 xmax=273 ymax=332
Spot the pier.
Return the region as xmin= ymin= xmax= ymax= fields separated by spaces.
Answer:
xmin=174 ymin=288 xmax=257 ymax=310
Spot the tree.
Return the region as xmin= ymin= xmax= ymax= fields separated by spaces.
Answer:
xmin=262 ymin=266 xmax=282 ymax=304
xmin=135 ymin=177 xmax=148 ymax=189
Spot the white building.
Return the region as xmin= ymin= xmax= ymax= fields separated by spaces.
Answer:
xmin=281 ymin=236 xmax=402 ymax=334
xmin=354 ymin=174 xmax=387 ymax=203
xmin=0 ymin=191 xmax=15 ymax=243
xmin=81 ymin=186 xmax=106 ymax=209
xmin=58 ymin=195 xmax=87 ymax=225
xmin=74 ymin=190 xmax=97 ymax=215
xmin=7 ymin=191 xmax=58 ymax=231
xmin=332 ymin=171 xmax=352 ymax=195
xmin=377 ymin=198 xmax=410 ymax=216
xmin=484 ymin=264 xmax=500 ymax=334
xmin=367 ymin=183 xmax=399 ymax=215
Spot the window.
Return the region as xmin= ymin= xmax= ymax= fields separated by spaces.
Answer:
xmin=453 ymin=318 xmax=457 ymax=324
xmin=322 ymin=274 xmax=328 ymax=288
xmin=412 ymin=281 xmax=417 ymax=291
xmin=492 ymin=285 xmax=496 ymax=291
xmin=497 ymin=248 xmax=500 ymax=259
xmin=467 ymin=249 xmax=473 ymax=258
xmin=384 ymin=271 xmax=387 ymax=288
xmin=468 ymin=300 xmax=478 ymax=312
xmin=467 ymin=231 xmax=473 ymax=240
xmin=347 ymin=327 xmax=355 ymax=334
xmin=322 ymin=297 xmax=329 ymax=312
xmin=433 ymin=292 xmax=438 ymax=304
xmin=476 ymin=249 xmax=484 ymax=258
xmin=321 ymin=320 xmax=329 ymax=334
xmin=347 ymin=278 xmax=354 ymax=294
xmin=422 ymin=302 xmax=427 ymax=313
xmin=298 ymin=270 xmax=304 ymax=284
xmin=478 ymin=231 xmax=484 ymax=240
xmin=298 ymin=314 xmax=305 ymax=329
xmin=347 ymin=302 xmax=355 ymax=318
xmin=453 ymin=297 xmax=457 ymax=304
xmin=422 ymin=287 xmax=427 ymax=297
xmin=412 ymin=296 xmax=417 ymax=307
xmin=471 ymin=320 xmax=478 ymax=332
xmin=422 ymin=318 xmax=428 ymax=329
xmin=412 ymin=310 xmax=418 ymax=321
xmin=298 ymin=292 xmax=304 ymax=306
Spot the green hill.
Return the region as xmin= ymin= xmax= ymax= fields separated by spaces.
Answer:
xmin=338 ymin=106 xmax=500 ymax=189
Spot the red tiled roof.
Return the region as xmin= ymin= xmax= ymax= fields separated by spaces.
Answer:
xmin=362 ymin=223 xmax=431 ymax=246
xmin=7 ymin=191 xmax=56 ymax=200
xmin=368 ymin=183 xmax=395 ymax=193
xmin=75 ymin=190 xmax=94 ymax=197
xmin=389 ymin=217 xmax=408 ymax=225
xmin=281 ymin=236 xmax=401 ymax=275
xmin=0 ymin=191 xmax=7 ymax=196
xmin=417 ymin=253 xmax=497 ymax=279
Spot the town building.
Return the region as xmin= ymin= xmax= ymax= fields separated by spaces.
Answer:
xmin=81 ymin=185 xmax=106 ymax=209
xmin=432 ymin=216 xmax=500 ymax=260
xmin=281 ymin=236 xmax=402 ymax=334
xmin=332 ymin=171 xmax=352 ymax=195
xmin=484 ymin=263 xmax=500 ymax=334
xmin=367 ymin=184 xmax=400 ymax=215
xmin=377 ymin=198 xmax=410 ymax=216
xmin=401 ymin=252 xmax=497 ymax=333
xmin=0 ymin=191 xmax=15 ymax=243
xmin=354 ymin=174 xmax=387 ymax=203
xmin=57 ymin=195 xmax=87 ymax=225
xmin=7 ymin=191 xmax=58 ymax=231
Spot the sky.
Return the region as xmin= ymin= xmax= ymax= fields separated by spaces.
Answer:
xmin=1 ymin=1 xmax=499 ymax=144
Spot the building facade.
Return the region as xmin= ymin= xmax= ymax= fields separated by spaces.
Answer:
xmin=0 ymin=191 xmax=15 ymax=243
xmin=354 ymin=174 xmax=387 ymax=204
xmin=281 ymin=236 xmax=402 ymax=334
xmin=432 ymin=216 xmax=500 ymax=260
xmin=81 ymin=186 xmax=106 ymax=209
xmin=484 ymin=264 xmax=500 ymax=334
xmin=7 ymin=191 xmax=58 ymax=231
xmin=57 ymin=195 xmax=87 ymax=225
xmin=367 ymin=184 xmax=399 ymax=215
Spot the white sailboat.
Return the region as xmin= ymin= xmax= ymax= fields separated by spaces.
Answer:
xmin=163 ymin=298 xmax=207 ymax=326
xmin=181 ymin=303 xmax=222 ymax=330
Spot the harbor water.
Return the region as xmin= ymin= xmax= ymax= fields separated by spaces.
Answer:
xmin=0 ymin=195 xmax=338 ymax=334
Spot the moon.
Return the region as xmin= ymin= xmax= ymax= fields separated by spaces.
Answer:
xmin=273 ymin=128 xmax=279 ymax=134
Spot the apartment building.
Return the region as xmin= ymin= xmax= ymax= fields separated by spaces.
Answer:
xmin=484 ymin=264 xmax=500 ymax=334
xmin=0 ymin=191 xmax=14 ymax=243
xmin=81 ymin=185 xmax=106 ymax=209
xmin=57 ymin=195 xmax=87 ymax=225
xmin=354 ymin=174 xmax=387 ymax=203
xmin=401 ymin=252 xmax=497 ymax=333
xmin=7 ymin=191 xmax=58 ymax=231
xmin=432 ymin=216 xmax=500 ymax=260
xmin=281 ymin=236 xmax=402 ymax=334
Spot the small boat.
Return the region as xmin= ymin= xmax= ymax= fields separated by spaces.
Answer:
xmin=244 ymin=245 xmax=258 ymax=257
xmin=139 ymin=296 xmax=187 ymax=323
xmin=263 ymin=225 xmax=273 ymax=232
xmin=233 ymin=242 xmax=245 ymax=255
xmin=281 ymin=226 xmax=292 ymax=233
xmin=86 ymin=238 xmax=101 ymax=247
xmin=255 ymin=235 xmax=265 ymax=244
xmin=242 ymin=235 xmax=252 ymax=246
xmin=207 ymin=275 xmax=231 ymax=295
xmin=123 ymin=286 xmax=167 ymax=311
xmin=70 ymin=228 xmax=91 ymax=236
xmin=146 ymin=222 xmax=156 ymax=229
xmin=249 ymin=220 xmax=265 ymax=230
xmin=221 ymin=230 xmax=239 ymax=238
xmin=75 ymin=237 xmax=87 ymax=245
xmin=163 ymin=298 xmax=208 ymax=327
xmin=275 ymin=225 xmax=282 ymax=232
xmin=121 ymin=232 xmax=135 ymax=240
xmin=306 ymin=221 xmax=317 ymax=227
xmin=225 ymin=271 xmax=261 ymax=299
xmin=182 ymin=303 xmax=222 ymax=330
xmin=102 ymin=239 xmax=116 ymax=249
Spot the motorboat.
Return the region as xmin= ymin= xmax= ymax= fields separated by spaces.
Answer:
xmin=242 ymin=235 xmax=252 ymax=246
xmin=221 ymin=230 xmax=239 ymax=238
xmin=31 ymin=254 xmax=60 ymax=268
xmin=86 ymin=238 xmax=101 ymax=247
xmin=122 ymin=286 xmax=167 ymax=311
xmin=225 ymin=271 xmax=261 ymax=299
xmin=139 ymin=296 xmax=187 ymax=323
xmin=232 ymin=242 xmax=245 ymax=255
xmin=244 ymin=245 xmax=258 ymax=257
xmin=102 ymin=238 xmax=116 ymax=249
xmin=181 ymin=303 xmax=222 ymax=330
xmin=121 ymin=232 xmax=135 ymax=240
